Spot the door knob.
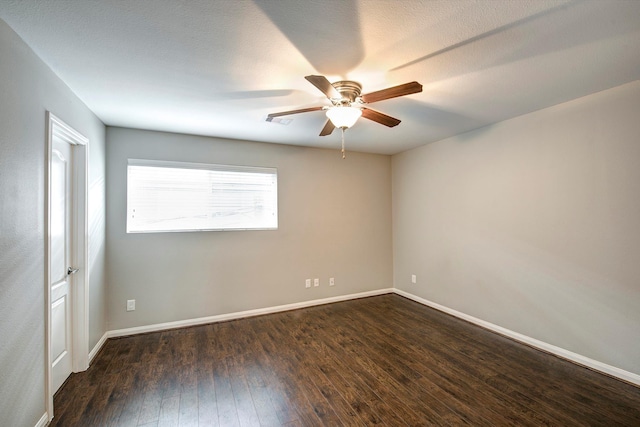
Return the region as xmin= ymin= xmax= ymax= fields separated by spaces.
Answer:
xmin=67 ymin=267 xmax=79 ymax=275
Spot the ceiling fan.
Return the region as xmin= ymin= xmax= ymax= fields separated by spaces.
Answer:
xmin=266 ymin=75 xmax=422 ymax=156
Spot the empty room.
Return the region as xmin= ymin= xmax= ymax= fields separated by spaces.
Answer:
xmin=1 ymin=1 xmax=640 ymax=426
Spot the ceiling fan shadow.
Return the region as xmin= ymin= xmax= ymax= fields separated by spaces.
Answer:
xmin=389 ymin=2 xmax=574 ymax=75
xmin=389 ymin=1 xmax=640 ymax=91
xmin=187 ymin=88 xmax=318 ymax=111
xmin=214 ymin=89 xmax=296 ymax=100
xmin=396 ymin=98 xmax=485 ymax=136
xmin=253 ymin=0 xmax=365 ymax=76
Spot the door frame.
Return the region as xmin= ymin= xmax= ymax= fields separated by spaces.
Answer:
xmin=45 ymin=112 xmax=89 ymax=421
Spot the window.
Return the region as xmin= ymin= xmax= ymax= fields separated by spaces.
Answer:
xmin=127 ymin=159 xmax=277 ymax=233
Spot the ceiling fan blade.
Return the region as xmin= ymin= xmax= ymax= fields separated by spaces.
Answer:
xmin=360 ymin=81 xmax=422 ymax=104
xmin=319 ymin=119 xmax=335 ymax=136
xmin=266 ymin=106 xmax=324 ymax=121
xmin=361 ymin=108 xmax=401 ymax=127
xmin=305 ymin=75 xmax=341 ymax=99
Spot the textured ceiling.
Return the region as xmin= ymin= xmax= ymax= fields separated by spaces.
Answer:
xmin=1 ymin=0 xmax=639 ymax=154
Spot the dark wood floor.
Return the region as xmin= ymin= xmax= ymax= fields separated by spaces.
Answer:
xmin=51 ymin=294 xmax=640 ymax=426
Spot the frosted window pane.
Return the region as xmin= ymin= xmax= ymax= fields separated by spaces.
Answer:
xmin=127 ymin=160 xmax=277 ymax=233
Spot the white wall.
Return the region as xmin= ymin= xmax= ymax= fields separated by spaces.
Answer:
xmin=393 ymin=80 xmax=640 ymax=376
xmin=105 ymin=127 xmax=392 ymax=330
xmin=0 ymin=19 xmax=106 ymax=426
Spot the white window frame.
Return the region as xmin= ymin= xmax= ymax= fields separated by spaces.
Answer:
xmin=127 ymin=159 xmax=278 ymax=233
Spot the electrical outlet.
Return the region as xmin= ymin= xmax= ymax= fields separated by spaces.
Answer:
xmin=305 ymin=279 xmax=311 ymax=288
xmin=127 ymin=299 xmax=135 ymax=311
xmin=329 ymin=277 xmax=335 ymax=286
xmin=411 ymin=274 xmax=417 ymax=284
xmin=314 ymin=278 xmax=319 ymax=287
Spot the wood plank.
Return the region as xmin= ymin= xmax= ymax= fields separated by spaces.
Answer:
xmin=51 ymin=295 xmax=640 ymax=426
xmin=369 ymin=295 xmax=640 ymax=425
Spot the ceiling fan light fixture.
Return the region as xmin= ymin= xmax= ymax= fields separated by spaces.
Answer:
xmin=326 ymin=106 xmax=362 ymax=129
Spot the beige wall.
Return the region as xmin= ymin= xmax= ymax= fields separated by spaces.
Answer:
xmin=0 ymin=18 xmax=106 ymax=427
xmin=105 ymin=127 xmax=393 ymax=330
xmin=392 ymin=80 xmax=640 ymax=375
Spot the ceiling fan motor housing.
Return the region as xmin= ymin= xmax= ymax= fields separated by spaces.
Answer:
xmin=331 ymin=80 xmax=362 ymax=104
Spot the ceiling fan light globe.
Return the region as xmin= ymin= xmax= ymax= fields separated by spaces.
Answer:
xmin=326 ymin=107 xmax=362 ymax=129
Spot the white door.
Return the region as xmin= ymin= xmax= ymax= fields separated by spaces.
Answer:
xmin=50 ymin=136 xmax=75 ymax=393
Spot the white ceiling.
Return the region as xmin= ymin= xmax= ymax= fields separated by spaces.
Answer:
xmin=1 ymin=0 xmax=639 ymax=155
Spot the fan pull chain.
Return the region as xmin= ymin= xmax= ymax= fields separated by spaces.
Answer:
xmin=341 ymin=128 xmax=346 ymax=159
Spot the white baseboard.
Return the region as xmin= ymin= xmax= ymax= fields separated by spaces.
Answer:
xmin=34 ymin=412 xmax=48 ymax=427
xmin=393 ymin=288 xmax=640 ymax=387
xmin=88 ymin=287 xmax=639 ymax=388
xmin=107 ymin=288 xmax=394 ymax=339
xmin=88 ymin=332 xmax=109 ymax=364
